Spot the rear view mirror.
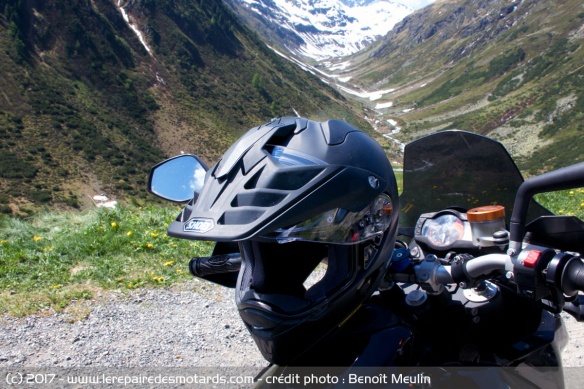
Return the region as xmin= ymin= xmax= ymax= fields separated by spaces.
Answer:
xmin=148 ymin=155 xmax=208 ymax=203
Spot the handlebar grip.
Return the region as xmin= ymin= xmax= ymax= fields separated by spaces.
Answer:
xmin=189 ymin=253 xmax=242 ymax=278
xmin=563 ymin=257 xmax=584 ymax=296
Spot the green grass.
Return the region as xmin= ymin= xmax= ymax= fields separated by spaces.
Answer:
xmin=394 ymin=167 xmax=403 ymax=194
xmin=535 ymin=188 xmax=584 ymax=220
xmin=0 ymin=185 xmax=581 ymax=317
xmin=0 ymin=205 xmax=213 ymax=316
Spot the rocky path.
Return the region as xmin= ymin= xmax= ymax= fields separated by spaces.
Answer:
xmin=1 ymin=279 xmax=583 ymax=387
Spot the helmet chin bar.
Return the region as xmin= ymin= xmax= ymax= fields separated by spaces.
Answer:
xmin=235 ymin=237 xmax=397 ymax=364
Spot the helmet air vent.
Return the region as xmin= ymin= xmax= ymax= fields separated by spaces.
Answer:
xmin=231 ymin=191 xmax=287 ymax=208
xmin=265 ymin=168 xmax=324 ymax=191
xmin=270 ymin=146 xmax=327 ymax=167
xmin=219 ymin=209 xmax=266 ymax=225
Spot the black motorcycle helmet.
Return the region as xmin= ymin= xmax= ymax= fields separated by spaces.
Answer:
xmin=167 ymin=117 xmax=399 ymax=364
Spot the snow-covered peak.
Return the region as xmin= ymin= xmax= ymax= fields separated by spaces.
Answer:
xmin=234 ymin=0 xmax=423 ymax=60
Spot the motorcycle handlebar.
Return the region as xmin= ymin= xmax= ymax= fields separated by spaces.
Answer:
xmin=464 ymin=254 xmax=508 ymax=279
xmin=189 ymin=253 xmax=242 ymax=278
xmin=560 ymin=256 xmax=584 ymax=296
xmin=402 ymin=251 xmax=584 ymax=298
xmin=187 ymin=250 xmax=584 ymax=299
xmin=409 ymin=254 xmax=510 ymax=288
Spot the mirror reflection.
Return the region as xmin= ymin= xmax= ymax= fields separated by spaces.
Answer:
xmin=149 ymin=155 xmax=207 ymax=203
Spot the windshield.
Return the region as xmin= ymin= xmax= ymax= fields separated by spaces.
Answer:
xmin=399 ymin=130 xmax=548 ymax=228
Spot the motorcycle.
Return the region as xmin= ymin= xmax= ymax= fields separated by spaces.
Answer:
xmin=148 ymin=127 xmax=584 ymax=388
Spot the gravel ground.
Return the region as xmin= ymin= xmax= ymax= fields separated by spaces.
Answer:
xmin=0 ymin=279 xmax=266 ymax=369
xmin=1 ymin=279 xmax=583 ymax=387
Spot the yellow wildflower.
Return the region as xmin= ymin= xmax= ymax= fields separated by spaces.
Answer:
xmin=146 ymin=243 xmax=154 ymax=249
xmin=111 ymin=222 xmax=117 ymax=228
xmin=150 ymin=233 xmax=159 ymax=238
xmin=52 ymin=284 xmax=62 ymax=289
xmin=164 ymin=261 xmax=175 ymax=267
xmin=126 ymin=231 xmax=133 ymax=237
xmin=33 ymin=236 xmax=42 ymax=242
xmin=1 ymin=240 xmax=7 ymax=245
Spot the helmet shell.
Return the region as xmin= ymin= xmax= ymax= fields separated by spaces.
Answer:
xmin=167 ymin=117 xmax=396 ymax=242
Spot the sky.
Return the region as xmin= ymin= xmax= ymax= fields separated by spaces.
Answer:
xmin=392 ymin=0 xmax=436 ymax=10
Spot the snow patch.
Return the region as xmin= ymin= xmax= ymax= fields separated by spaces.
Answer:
xmin=325 ymin=60 xmax=352 ymax=71
xmin=383 ymin=119 xmax=405 ymax=152
xmin=117 ymin=1 xmax=153 ymax=56
xmin=336 ymin=84 xmax=395 ymax=101
xmin=365 ymin=115 xmax=406 ymax=153
xmin=240 ymin=0 xmax=418 ymax=60
xmin=375 ymin=101 xmax=393 ymax=109
xmin=92 ymin=195 xmax=118 ymax=209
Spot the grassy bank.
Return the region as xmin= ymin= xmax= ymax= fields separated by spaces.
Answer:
xmin=535 ymin=189 xmax=584 ymax=220
xmin=1 ymin=189 xmax=582 ymax=317
xmin=0 ymin=206 xmax=213 ymax=317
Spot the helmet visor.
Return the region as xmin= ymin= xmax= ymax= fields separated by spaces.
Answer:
xmin=262 ymin=194 xmax=393 ymax=244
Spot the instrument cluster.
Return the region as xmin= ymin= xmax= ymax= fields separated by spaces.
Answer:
xmin=415 ymin=209 xmax=475 ymax=251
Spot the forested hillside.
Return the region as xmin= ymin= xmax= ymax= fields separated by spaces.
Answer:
xmin=0 ymin=0 xmax=363 ymax=214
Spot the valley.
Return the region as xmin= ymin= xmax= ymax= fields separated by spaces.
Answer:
xmin=0 ymin=0 xmax=583 ymax=213
xmin=303 ymin=0 xmax=584 ymax=176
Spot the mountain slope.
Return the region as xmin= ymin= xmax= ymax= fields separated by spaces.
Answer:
xmin=223 ymin=0 xmax=414 ymax=60
xmin=0 ymin=0 xmax=364 ymax=213
xmin=334 ymin=0 xmax=584 ymax=173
